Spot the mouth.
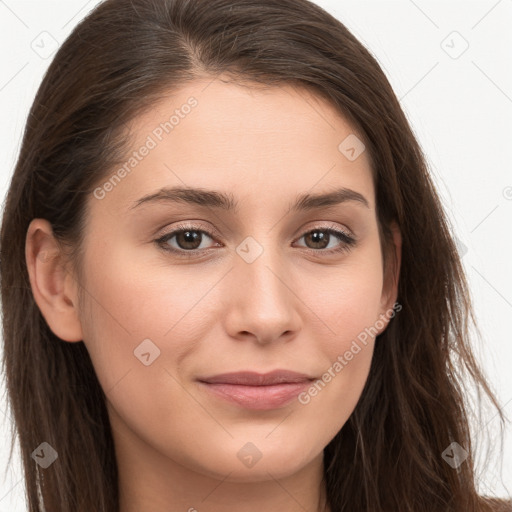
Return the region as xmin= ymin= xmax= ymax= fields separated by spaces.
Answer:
xmin=197 ymin=370 xmax=315 ymax=410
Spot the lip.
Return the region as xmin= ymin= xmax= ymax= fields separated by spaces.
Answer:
xmin=197 ymin=370 xmax=315 ymax=410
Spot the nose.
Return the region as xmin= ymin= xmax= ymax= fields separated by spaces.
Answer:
xmin=222 ymin=242 xmax=302 ymax=345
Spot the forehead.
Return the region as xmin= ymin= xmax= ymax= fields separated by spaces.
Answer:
xmin=94 ymin=77 xmax=375 ymax=215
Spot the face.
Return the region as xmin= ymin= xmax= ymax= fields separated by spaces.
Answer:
xmin=28 ymin=77 xmax=400 ymax=488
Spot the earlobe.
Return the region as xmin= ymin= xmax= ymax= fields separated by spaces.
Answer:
xmin=25 ymin=218 xmax=83 ymax=342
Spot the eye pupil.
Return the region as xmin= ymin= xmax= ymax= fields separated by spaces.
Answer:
xmin=306 ymin=230 xmax=329 ymax=249
xmin=177 ymin=230 xmax=202 ymax=249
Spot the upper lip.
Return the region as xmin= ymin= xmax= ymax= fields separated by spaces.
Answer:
xmin=198 ymin=370 xmax=315 ymax=386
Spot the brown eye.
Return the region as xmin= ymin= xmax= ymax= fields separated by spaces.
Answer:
xmin=303 ymin=230 xmax=331 ymax=249
xmin=172 ymin=230 xmax=204 ymax=250
xmin=155 ymin=223 xmax=356 ymax=259
xmin=295 ymin=227 xmax=356 ymax=255
xmin=155 ymin=224 xmax=219 ymax=257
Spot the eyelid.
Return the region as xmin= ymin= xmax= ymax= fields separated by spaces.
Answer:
xmin=293 ymin=221 xmax=355 ymax=242
xmin=155 ymin=221 xmax=219 ymax=251
xmin=155 ymin=221 xmax=357 ymax=257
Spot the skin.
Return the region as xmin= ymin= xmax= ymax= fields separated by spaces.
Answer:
xmin=25 ymin=76 xmax=401 ymax=512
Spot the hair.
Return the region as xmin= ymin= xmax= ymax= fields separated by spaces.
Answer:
xmin=0 ymin=0 xmax=510 ymax=510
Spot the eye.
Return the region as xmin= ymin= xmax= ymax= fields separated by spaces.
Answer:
xmin=155 ymin=223 xmax=219 ymax=257
xmin=294 ymin=225 xmax=356 ymax=255
xmin=154 ymin=222 xmax=357 ymax=258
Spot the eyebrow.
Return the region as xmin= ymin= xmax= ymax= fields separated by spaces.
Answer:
xmin=129 ymin=185 xmax=370 ymax=212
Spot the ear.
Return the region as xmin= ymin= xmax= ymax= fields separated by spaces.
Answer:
xmin=25 ymin=218 xmax=83 ymax=342
xmin=377 ymin=221 xmax=402 ymax=332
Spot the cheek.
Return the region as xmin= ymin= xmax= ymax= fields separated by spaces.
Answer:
xmin=295 ymin=283 xmax=380 ymax=449
xmin=77 ymin=241 xmax=209 ymax=393
xmin=296 ymin=242 xmax=384 ymax=418
xmin=314 ymin=247 xmax=385 ymax=353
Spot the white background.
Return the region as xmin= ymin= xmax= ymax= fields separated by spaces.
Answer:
xmin=0 ymin=0 xmax=511 ymax=509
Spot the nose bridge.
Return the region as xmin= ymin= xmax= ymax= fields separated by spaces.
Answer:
xmin=224 ymin=233 xmax=300 ymax=342
xmin=236 ymin=233 xmax=289 ymax=308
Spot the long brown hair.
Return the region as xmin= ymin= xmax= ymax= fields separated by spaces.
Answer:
xmin=1 ymin=0 xmax=510 ymax=510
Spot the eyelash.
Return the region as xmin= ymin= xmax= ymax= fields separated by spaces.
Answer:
xmin=155 ymin=222 xmax=357 ymax=259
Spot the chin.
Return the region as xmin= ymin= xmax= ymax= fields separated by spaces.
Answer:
xmin=192 ymin=440 xmax=321 ymax=483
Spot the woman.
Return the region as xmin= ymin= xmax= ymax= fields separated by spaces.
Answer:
xmin=0 ymin=0 xmax=510 ymax=510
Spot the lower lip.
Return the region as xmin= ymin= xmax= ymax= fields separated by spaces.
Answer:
xmin=198 ymin=381 xmax=311 ymax=410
